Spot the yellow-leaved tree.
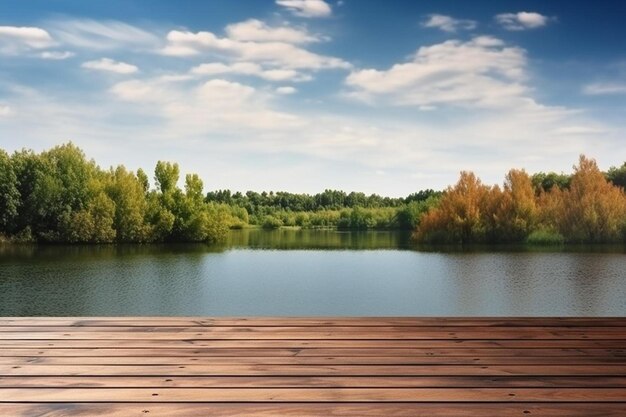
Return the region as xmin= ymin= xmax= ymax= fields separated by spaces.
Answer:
xmin=556 ymin=155 xmax=626 ymax=242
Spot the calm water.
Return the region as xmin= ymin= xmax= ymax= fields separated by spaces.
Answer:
xmin=1 ymin=229 xmax=625 ymax=316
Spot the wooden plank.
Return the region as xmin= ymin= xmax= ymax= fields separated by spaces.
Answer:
xmin=3 ymin=364 xmax=626 ymax=376
xmin=1 ymin=376 xmax=625 ymax=388
xmin=0 ymin=347 xmax=623 ymax=357
xmin=3 ymin=355 xmax=626 ymax=366
xmin=2 ymin=339 xmax=625 ymax=348
xmin=2 ymin=387 xmax=626 ymax=402
xmin=3 ymin=325 xmax=626 ymax=333
xmin=0 ymin=317 xmax=624 ymax=415
xmin=2 ymin=403 xmax=626 ymax=417
xmin=1 ymin=330 xmax=624 ymax=340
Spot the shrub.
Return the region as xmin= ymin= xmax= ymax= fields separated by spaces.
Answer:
xmin=526 ymin=229 xmax=565 ymax=245
xmin=262 ymin=215 xmax=283 ymax=229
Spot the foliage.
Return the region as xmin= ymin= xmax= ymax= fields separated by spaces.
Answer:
xmin=526 ymin=228 xmax=565 ymax=245
xmin=3 ymin=145 xmax=625 ymax=245
xmin=262 ymin=215 xmax=283 ymax=229
xmin=551 ymin=156 xmax=626 ymax=243
xmin=0 ymin=150 xmax=20 ymax=233
xmin=415 ymin=156 xmax=626 ymax=244
xmin=1 ymin=144 xmax=229 ymax=244
xmin=606 ymin=162 xmax=626 ymax=189
xmin=531 ymin=171 xmax=571 ymax=193
xmin=415 ymin=171 xmax=493 ymax=243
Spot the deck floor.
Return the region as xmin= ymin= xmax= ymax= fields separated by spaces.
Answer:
xmin=0 ymin=317 xmax=625 ymax=416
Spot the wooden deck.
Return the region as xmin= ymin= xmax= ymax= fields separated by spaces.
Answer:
xmin=0 ymin=317 xmax=625 ymax=416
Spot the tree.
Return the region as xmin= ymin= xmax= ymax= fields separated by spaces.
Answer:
xmin=606 ymin=162 xmax=626 ymax=189
xmin=494 ymin=169 xmax=537 ymax=241
xmin=556 ymin=156 xmax=626 ymax=242
xmin=136 ymin=168 xmax=150 ymax=193
xmin=30 ymin=143 xmax=97 ymax=241
xmin=531 ymin=172 xmax=570 ymax=193
xmin=415 ymin=172 xmax=491 ymax=243
xmin=106 ymin=166 xmax=150 ymax=242
xmin=0 ymin=150 xmax=20 ymax=234
xmin=154 ymin=161 xmax=179 ymax=194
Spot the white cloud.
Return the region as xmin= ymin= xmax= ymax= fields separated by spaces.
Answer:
xmin=191 ymin=62 xmax=310 ymax=81
xmin=553 ymin=126 xmax=607 ymax=135
xmin=262 ymin=68 xmax=310 ymax=81
xmin=276 ymin=0 xmax=332 ymax=18
xmin=2 ymin=75 xmax=622 ymax=196
xmin=345 ymin=36 xmax=529 ymax=109
xmin=161 ymin=24 xmax=350 ymax=71
xmin=192 ymin=62 xmax=261 ymax=76
xmin=225 ymin=19 xmax=321 ymax=43
xmin=276 ymin=86 xmax=297 ymax=94
xmin=49 ymin=19 xmax=159 ymax=50
xmin=422 ymin=14 xmax=477 ymax=32
xmin=110 ymin=77 xmax=302 ymax=133
xmin=496 ymin=12 xmax=549 ymax=31
xmin=82 ymin=58 xmax=139 ymax=74
xmin=110 ymin=80 xmax=160 ymax=101
xmin=40 ymin=50 xmax=75 ymax=60
xmin=0 ymin=26 xmax=54 ymax=54
xmin=0 ymin=104 xmax=11 ymax=116
xmin=583 ymin=82 xmax=626 ymax=95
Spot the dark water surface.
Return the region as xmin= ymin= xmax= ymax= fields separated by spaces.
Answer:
xmin=1 ymin=229 xmax=625 ymax=316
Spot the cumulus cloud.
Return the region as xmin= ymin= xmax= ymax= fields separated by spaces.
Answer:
xmin=276 ymin=86 xmax=297 ymax=94
xmin=225 ymin=19 xmax=321 ymax=43
xmin=49 ymin=19 xmax=159 ymax=50
xmin=191 ymin=62 xmax=311 ymax=81
xmin=0 ymin=104 xmax=11 ymax=116
xmin=496 ymin=12 xmax=549 ymax=30
xmin=82 ymin=58 xmax=139 ymax=74
xmin=161 ymin=23 xmax=350 ymax=71
xmin=0 ymin=26 xmax=54 ymax=54
xmin=345 ymin=36 xmax=529 ymax=109
xmin=276 ymin=0 xmax=332 ymax=18
xmin=40 ymin=50 xmax=75 ymax=60
xmin=110 ymin=77 xmax=302 ymax=133
xmin=422 ymin=14 xmax=477 ymax=32
xmin=583 ymin=82 xmax=626 ymax=95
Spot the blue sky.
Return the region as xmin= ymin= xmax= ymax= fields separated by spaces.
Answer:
xmin=1 ymin=0 xmax=625 ymax=195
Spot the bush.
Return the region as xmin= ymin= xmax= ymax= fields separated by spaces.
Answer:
xmin=526 ymin=229 xmax=565 ymax=245
xmin=262 ymin=215 xmax=283 ymax=229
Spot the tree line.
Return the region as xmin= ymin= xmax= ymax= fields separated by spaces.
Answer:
xmin=414 ymin=156 xmax=626 ymax=244
xmin=0 ymin=143 xmax=230 ymax=243
xmin=205 ymin=189 xmax=440 ymax=230
xmin=1 ymin=144 xmax=626 ymax=243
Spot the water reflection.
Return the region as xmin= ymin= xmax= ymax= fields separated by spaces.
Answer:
xmin=0 ymin=229 xmax=624 ymax=316
xmin=227 ymin=229 xmax=412 ymax=250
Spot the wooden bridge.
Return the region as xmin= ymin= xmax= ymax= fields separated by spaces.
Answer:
xmin=0 ymin=317 xmax=625 ymax=416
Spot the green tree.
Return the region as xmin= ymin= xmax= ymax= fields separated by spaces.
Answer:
xmin=154 ymin=161 xmax=179 ymax=193
xmin=606 ymin=162 xmax=626 ymax=189
xmin=0 ymin=150 xmax=20 ymax=234
xmin=106 ymin=166 xmax=150 ymax=242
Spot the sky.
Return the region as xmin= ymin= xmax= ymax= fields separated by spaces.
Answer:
xmin=0 ymin=0 xmax=625 ymax=196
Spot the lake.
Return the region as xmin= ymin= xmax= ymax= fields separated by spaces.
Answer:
xmin=1 ymin=229 xmax=625 ymax=316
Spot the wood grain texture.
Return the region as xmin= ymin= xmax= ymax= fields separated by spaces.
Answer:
xmin=0 ymin=317 xmax=624 ymax=416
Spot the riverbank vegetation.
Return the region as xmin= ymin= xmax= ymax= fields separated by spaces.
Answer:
xmin=1 ymin=144 xmax=625 ymax=244
xmin=205 ymin=188 xmax=440 ymax=230
xmin=0 ymin=144 xmax=230 ymax=243
xmin=415 ymin=156 xmax=626 ymax=244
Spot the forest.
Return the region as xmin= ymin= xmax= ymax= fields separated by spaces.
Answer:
xmin=1 ymin=143 xmax=626 ymax=244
